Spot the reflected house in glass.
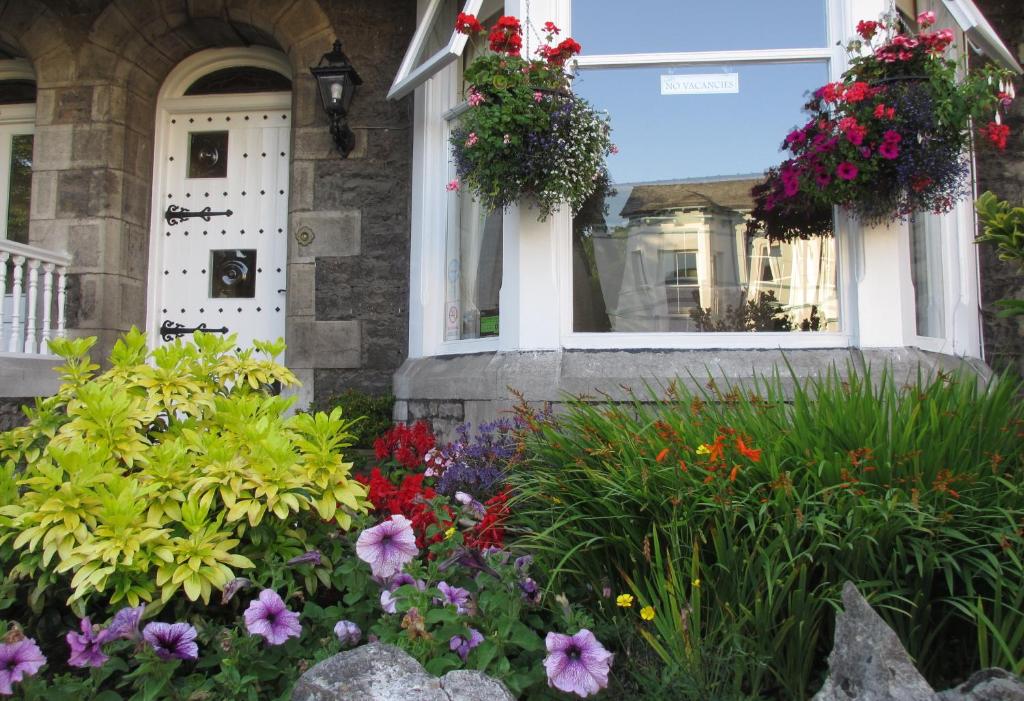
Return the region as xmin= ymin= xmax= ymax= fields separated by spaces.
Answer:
xmin=582 ymin=177 xmax=838 ymax=333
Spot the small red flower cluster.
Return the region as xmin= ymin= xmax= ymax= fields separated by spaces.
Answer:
xmin=981 ymin=121 xmax=1010 ymax=150
xmin=455 ymin=12 xmax=483 ymax=34
xmin=373 ymin=421 xmax=436 ymax=470
xmin=488 ymin=15 xmax=522 ymax=56
xmin=455 ymin=13 xmax=581 ymax=67
xmin=357 ymin=468 xmax=452 ymax=548
xmin=464 ymin=490 xmax=509 ymax=550
xmin=536 ymin=38 xmax=582 ymax=67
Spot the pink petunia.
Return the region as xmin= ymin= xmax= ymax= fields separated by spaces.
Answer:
xmin=836 ymin=162 xmax=859 ymax=180
xmin=446 ymin=180 xmax=460 ymax=192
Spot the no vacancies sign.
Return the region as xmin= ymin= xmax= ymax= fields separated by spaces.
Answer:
xmin=661 ymin=73 xmax=740 ymax=95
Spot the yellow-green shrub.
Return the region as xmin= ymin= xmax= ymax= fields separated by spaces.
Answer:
xmin=0 ymin=329 xmax=369 ymax=612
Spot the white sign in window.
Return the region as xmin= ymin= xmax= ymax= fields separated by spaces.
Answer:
xmin=661 ymin=73 xmax=739 ymax=95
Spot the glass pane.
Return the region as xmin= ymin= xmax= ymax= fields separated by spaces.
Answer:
xmin=210 ymin=249 xmax=256 ymax=298
xmin=572 ymin=0 xmax=828 ymax=54
xmin=910 ymin=215 xmax=945 ymax=338
xmin=185 ymin=67 xmax=291 ymax=95
xmin=188 ymin=131 xmax=228 ymax=179
xmin=572 ymin=63 xmax=839 ymax=333
xmin=412 ymin=0 xmax=461 ymax=73
xmin=445 ymin=191 xmax=502 ymax=340
xmin=0 ymin=80 xmax=36 ymax=105
xmin=6 ymin=134 xmax=32 ymax=244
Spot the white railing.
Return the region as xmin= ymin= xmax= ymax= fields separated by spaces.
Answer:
xmin=0 ymin=240 xmax=71 ymax=356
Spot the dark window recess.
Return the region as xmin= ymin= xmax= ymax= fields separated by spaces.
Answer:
xmin=5 ymin=134 xmax=33 ymax=244
xmin=188 ymin=131 xmax=228 ymax=179
xmin=184 ymin=67 xmax=291 ymax=96
xmin=0 ymin=80 xmax=36 ymax=105
xmin=210 ymin=249 xmax=257 ymax=298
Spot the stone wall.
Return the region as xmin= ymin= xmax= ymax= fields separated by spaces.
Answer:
xmin=0 ymin=0 xmax=414 ymax=404
xmin=972 ymin=0 xmax=1024 ymax=375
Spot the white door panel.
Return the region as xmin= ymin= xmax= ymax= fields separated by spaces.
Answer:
xmin=155 ymin=106 xmax=289 ymax=353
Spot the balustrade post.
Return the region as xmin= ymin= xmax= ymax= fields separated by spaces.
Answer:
xmin=0 ymin=252 xmax=8 ymax=351
xmin=41 ymin=263 xmax=55 ymax=353
xmin=23 ymin=259 xmax=40 ymax=353
xmin=7 ymin=256 xmax=25 ymax=353
xmin=56 ymin=266 xmax=68 ymax=340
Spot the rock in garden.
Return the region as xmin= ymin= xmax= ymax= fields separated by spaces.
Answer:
xmin=291 ymin=642 xmax=514 ymax=701
xmin=937 ymin=668 xmax=1024 ymax=701
xmin=811 ymin=581 xmax=938 ymax=701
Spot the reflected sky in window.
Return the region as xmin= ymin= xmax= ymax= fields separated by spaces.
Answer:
xmin=572 ymin=62 xmax=829 ymax=189
xmin=572 ymin=0 xmax=828 ymax=54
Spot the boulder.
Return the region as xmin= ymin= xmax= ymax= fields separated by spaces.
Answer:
xmin=291 ymin=642 xmax=515 ymax=701
xmin=937 ymin=668 xmax=1024 ymax=701
xmin=812 ymin=581 xmax=938 ymax=701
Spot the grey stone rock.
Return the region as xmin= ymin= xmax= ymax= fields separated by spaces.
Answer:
xmin=812 ymin=581 xmax=938 ymax=701
xmin=439 ymin=670 xmax=516 ymax=701
xmin=291 ymin=642 xmax=515 ymax=701
xmin=937 ymin=669 xmax=1024 ymax=701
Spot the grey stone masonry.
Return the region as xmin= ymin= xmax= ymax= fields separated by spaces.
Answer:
xmin=394 ymin=348 xmax=990 ymax=440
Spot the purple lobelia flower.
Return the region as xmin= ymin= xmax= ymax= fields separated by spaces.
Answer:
xmin=244 ymin=590 xmax=302 ymax=646
xmin=544 ymin=629 xmax=613 ymax=698
xmin=0 ymin=638 xmax=45 ymax=695
xmin=286 ymin=549 xmax=322 ymax=567
xmin=437 ymin=581 xmax=472 ymax=615
xmin=356 ymin=514 xmax=418 ymax=578
xmin=333 ymin=620 xmax=361 ymax=647
xmin=142 ymin=622 xmax=199 ymax=661
xmin=66 ymin=617 xmax=108 ymax=668
xmin=449 ymin=628 xmax=484 ymax=662
xmin=101 ymin=605 xmax=145 ymax=643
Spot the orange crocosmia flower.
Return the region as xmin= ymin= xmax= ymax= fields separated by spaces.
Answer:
xmin=736 ymin=438 xmax=761 ymax=462
xmin=678 ymin=460 xmax=688 ymax=473
xmin=655 ymin=448 xmax=670 ymax=463
xmin=707 ymin=436 xmax=726 ymax=462
xmin=728 ymin=466 xmax=739 ymax=482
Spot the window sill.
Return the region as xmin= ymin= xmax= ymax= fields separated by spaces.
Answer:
xmin=561 ymin=331 xmax=851 ymax=350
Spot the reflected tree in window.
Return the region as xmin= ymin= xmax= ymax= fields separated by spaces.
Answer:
xmin=6 ymin=134 xmax=32 ymax=244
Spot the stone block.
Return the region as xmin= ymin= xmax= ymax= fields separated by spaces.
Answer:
xmin=87 ymin=4 xmax=136 ymax=53
xmin=34 ymin=51 xmax=76 ymax=87
xmin=275 ymin=0 xmax=331 ymax=48
xmin=121 ymin=224 xmax=149 ymax=282
xmin=121 ymin=175 xmax=151 ymax=227
xmin=29 ymin=171 xmax=58 ymax=221
xmin=72 ymin=272 xmax=123 ymax=329
xmin=72 ymin=124 xmax=126 ymax=170
xmin=293 ymin=126 xmax=339 ymax=161
xmin=288 ymin=210 xmax=360 ymax=263
xmin=285 ymin=319 xmax=361 ymax=369
xmin=286 ymin=262 xmax=315 ymax=317
xmin=34 ymin=88 xmax=56 ymax=126
xmin=27 ymin=218 xmax=69 ymax=254
xmin=287 ymin=29 xmax=337 ymax=82
xmin=32 ymin=124 xmax=73 ymax=171
xmin=91 ymin=84 xmax=128 ymax=125
xmin=55 ymin=169 xmax=124 ymax=219
xmin=119 ymin=278 xmax=146 ymax=328
xmin=289 ymin=159 xmax=314 ymax=211
xmin=66 ymin=221 xmax=105 ymax=270
xmin=0 ymin=356 xmax=61 ymax=398
xmin=19 ymin=15 xmax=68 ymax=60
xmin=53 ymin=86 xmax=94 ymax=124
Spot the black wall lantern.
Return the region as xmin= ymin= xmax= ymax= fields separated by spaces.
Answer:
xmin=310 ymin=40 xmax=363 ymax=158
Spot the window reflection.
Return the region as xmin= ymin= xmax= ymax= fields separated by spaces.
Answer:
xmin=572 ymin=63 xmax=838 ymax=334
xmin=6 ymin=134 xmax=32 ymax=245
xmin=446 ymin=192 xmax=502 ymax=340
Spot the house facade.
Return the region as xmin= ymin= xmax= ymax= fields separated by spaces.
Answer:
xmin=0 ymin=0 xmax=1019 ymax=434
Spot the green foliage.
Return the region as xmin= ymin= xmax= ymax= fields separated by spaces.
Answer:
xmin=311 ymin=388 xmax=395 ymax=450
xmin=511 ymin=366 xmax=1024 ymax=698
xmin=0 ymin=329 xmax=369 ymax=611
xmin=976 ymin=191 xmax=1024 ymax=317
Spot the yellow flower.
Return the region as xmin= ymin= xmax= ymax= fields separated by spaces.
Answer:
xmin=640 ymin=606 xmax=655 ymax=621
xmin=444 ymin=527 xmax=457 ymax=540
xmin=696 ymin=444 xmax=711 ymax=455
xmin=615 ymin=593 xmax=634 ymax=608
xmin=692 ymin=578 xmax=701 ymax=589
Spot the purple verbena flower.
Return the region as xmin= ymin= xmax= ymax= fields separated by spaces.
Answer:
xmin=101 ymin=605 xmax=145 ymax=643
xmin=437 ymin=581 xmax=472 ymax=615
xmin=66 ymin=617 xmax=108 ymax=668
xmin=334 ymin=620 xmax=361 ymax=647
xmin=244 ymin=590 xmax=302 ymax=646
xmin=544 ymin=629 xmax=613 ymax=698
xmin=355 ymin=514 xmax=418 ymax=578
xmin=286 ymin=549 xmax=322 ymax=567
xmin=142 ymin=622 xmax=199 ymax=661
xmin=449 ymin=628 xmax=484 ymax=661
xmin=0 ymin=638 xmax=45 ymax=695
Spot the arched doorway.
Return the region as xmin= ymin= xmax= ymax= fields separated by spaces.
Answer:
xmin=147 ymin=47 xmax=292 ymax=353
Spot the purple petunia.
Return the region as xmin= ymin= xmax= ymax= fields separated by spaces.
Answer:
xmin=102 ymin=605 xmax=145 ymax=642
xmin=286 ymin=550 xmax=322 ymax=567
xmin=142 ymin=622 xmax=199 ymax=661
xmin=449 ymin=628 xmax=484 ymax=661
xmin=544 ymin=629 xmax=613 ymax=698
xmin=520 ymin=577 xmax=542 ymax=605
xmin=334 ymin=620 xmax=361 ymax=647
xmin=380 ymin=589 xmax=398 ymax=614
xmin=221 ymin=577 xmax=252 ymax=605
xmin=437 ymin=581 xmax=472 ymax=615
xmin=0 ymin=638 xmax=45 ymax=695
xmin=356 ymin=515 xmax=418 ymax=578
xmin=244 ymin=590 xmax=302 ymax=646
xmin=67 ymin=617 xmax=108 ymax=668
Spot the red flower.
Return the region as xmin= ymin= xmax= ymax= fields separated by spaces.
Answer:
xmin=843 ymin=82 xmax=872 ymax=103
xmin=488 ymin=15 xmax=523 ymax=56
xmin=735 ymin=437 xmax=761 ymax=463
xmin=455 ymin=12 xmax=484 ymax=34
xmin=543 ymin=21 xmax=560 ymax=35
xmin=356 ymin=468 xmax=453 ymax=548
xmin=465 ymin=491 xmax=509 ymax=550
xmin=373 ymin=421 xmax=437 ymax=469
xmin=836 ymin=162 xmax=859 ymax=181
xmin=856 ymin=20 xmax=882 ymax=40
xmin=910 ymin=175 xmax=934 ymax=192
xmin=981 ymin=122 xmax=1010 ymax=150
xmin=878 ymin=142 xmax=900 ymax=159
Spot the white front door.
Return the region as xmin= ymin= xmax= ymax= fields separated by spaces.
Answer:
xmin=152 ymin=103 xmax=290 ymax=353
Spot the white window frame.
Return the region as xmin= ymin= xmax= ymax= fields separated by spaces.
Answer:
xmin=0 ymin=60 xmax=36 ymax=244
xmin=404 ymin=0 xmax=1012 ymax=359
xmin=388 ymin=0 xmax=484 ymax=101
